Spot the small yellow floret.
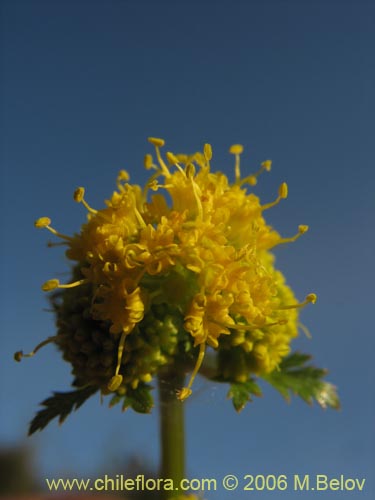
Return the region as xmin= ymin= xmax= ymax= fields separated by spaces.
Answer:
xmin=73 ymin=187 xmax=85 ymax=202
xmin=34 ymin=217 xmax=51 ymax=228
xmin=148 ymin=137 xmax=165 ymax=148
xmin=229 ymin=144 xmax=244 ymax=155
xmin=42 ymin=279 xmax=60 ymax=291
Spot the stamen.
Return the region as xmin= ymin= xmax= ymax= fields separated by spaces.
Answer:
xmin=186 ymin=164 xmax=203 ymax=219
xmin=147 ymin=137 xmax=171 ymax=178
xmin=306 ymin=293 xmax=317 ymax=304
xmin=34 ymin=217 xmax=73 ymax=241
xmin=34 ymin=217 xmax=51 ymax=228
xmin=239 ymin=160 xmax=272 ymax=187
xmin=41 ymin=278 xmax=88 ymax=292
xmin=177 ymin=342 xmax=206 ymax=401
xmin=229 ymin=144 xmax=244 ymax=183
xmin=107 ymin=330 xmax=128 ymax=392
xmin=261 ymin=182 xmax=288 ymax=211
xmin=274 ymin=225 xmax=310 ymax=246
xmin=41 ymin=279 xmax=60 ymax=291
xmin=14 ymin=336 xmax=59 ymax=362
xmin=275 ymin=293 xmax=317 ymax=310
xmin=74 ymin=187 xmax=98 ymax=215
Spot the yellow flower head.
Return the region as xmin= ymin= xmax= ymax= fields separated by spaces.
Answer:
xmin=22 ymin=138 xmax=316 ymax=402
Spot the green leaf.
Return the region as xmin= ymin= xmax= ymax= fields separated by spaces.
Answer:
xmin=121 ymin=384 xmax=154 ymax=414
xmin=109 ymin=393 xmax=123 ymax=408
xmin=264 ymin=352 xmax=340 ymax=410
xmin=29 ymin=386 xmax=98 ymax=435
xmin=227 ymin=379 xmax=262 ymax=412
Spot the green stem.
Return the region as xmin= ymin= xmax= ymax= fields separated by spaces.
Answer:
xmin=158 ymin=370 xmax=186 ymax=499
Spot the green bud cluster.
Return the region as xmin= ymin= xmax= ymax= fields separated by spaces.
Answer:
xmin=53 ymin=266 xmax=193 ymax=396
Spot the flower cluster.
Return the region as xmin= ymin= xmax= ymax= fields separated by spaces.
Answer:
xmin=17 ymin=138 xmax=316 ymax=405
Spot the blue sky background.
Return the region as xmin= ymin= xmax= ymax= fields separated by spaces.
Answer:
xmin=1 ymin=0 xmax=374 ymax=498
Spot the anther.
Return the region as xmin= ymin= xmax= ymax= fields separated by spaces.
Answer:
xmin=73 ymin=187 xmax=85 ymax=202
xmin=306 ymin=293 xmax=317 ymax=304
xmin=278 ymin=182 xmax=288 ymax=199
xmin=117 ymin=170 xmax=130 ymax=182
xmin=14 ymin=351 xmax=23 ymax=362
xmin=177 ymin=387 xmax=192 ymax=401
xmin=204 ymin=143 xmax=212 ymax=161
xmin=229 ymin=144 xmax=244 ymax=155
xmin=42 ymin=279 xmax=60 ymax=291
xmin=144 ymin=154 xmax=155 ymax=170
xmin=166 ymin=151 xmax=180 ymax=165
xmin=148 ymin=137 xmax=165 ymax=148
xmin=261 ymin=160 xmax=272 ymax=172
xmin=185 ymin=163 xmax=196 ymax=179
xmin=34 ymin=217 xmax=51 ymax=228
xmin=108 ymin=374 xmax=123 ymax=392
